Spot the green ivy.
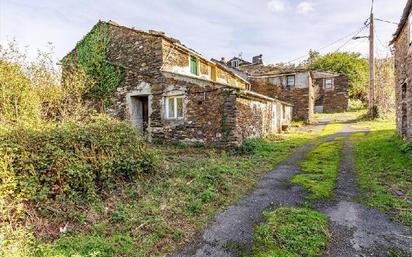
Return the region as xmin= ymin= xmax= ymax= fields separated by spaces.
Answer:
xmin=68 ymin=22 xmax=124 ymax=107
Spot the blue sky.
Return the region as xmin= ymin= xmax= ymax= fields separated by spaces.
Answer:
xmin=0 ymin=0 xmax=406 ymax=64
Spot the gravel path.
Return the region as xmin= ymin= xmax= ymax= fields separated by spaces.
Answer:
xmin=172 ymin=120 xmax=412 ymax=257
xmin=318 ymin=123 xmax=412 ymax=257
xmin=172 ymin=131 xmax=322 ymax=257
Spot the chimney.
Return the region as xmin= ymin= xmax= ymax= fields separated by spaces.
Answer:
xmin=149 ymin=30 xmax=165 ymax=36
xmin=252 ymin=54 xmax=263 ymax=65
xmin=221 ymin=57 xmax=226 ymax=63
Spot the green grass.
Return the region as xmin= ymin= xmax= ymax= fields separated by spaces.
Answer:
xmin=248 ymin=208 xmax=329 ymax=257
xmin=352 ymin=120 xmax=412 ymax=227
xmin=313 ymin=109 xmax=367 ymax=123
xmin=2 ymin=113 xmax=355 ymax=257
xmin=319 ymin=122 xmax=344 ymax=137
xmin=11 ymin=132 xmax=314 ymax=257
xmin=291 ymin=138 xmax=344 ymax=200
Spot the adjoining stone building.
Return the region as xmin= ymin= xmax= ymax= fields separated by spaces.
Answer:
xmin=62 ymin=21 xmax=292 ymax=146
xmin=222 ymin=59 xmax=349 ymax=122
xmin=390 ymin=0 xmax=412 ymax=142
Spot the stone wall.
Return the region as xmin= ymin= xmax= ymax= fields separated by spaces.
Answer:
xmin=103 ymin=24 xmax=258 ymax=146
xmin=394 ymin=19 xmax=412 ymax=142
xmin=238 ymin=64 xmax=283 ymax=76
xmin=161 ymin=40 xmax=248 ymax=90
xmin=249 ymin=76 xmax=313 ymax=122
xmin=105 ymin=24 xmax=164 ymax=120
xmin=151 ymin=80 xmax=230 ymax=145
xmin=314 ymin=75 xmax=349 ymax=113
xmin=63 ymin=21 xmax=289 ymax=147
xmin=234 ymin=97 xmax=274 ymax=142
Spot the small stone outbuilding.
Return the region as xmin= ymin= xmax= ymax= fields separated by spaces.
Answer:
xmin=391 ymin=0 xmax=412 ymax=142
xmin=62 ymin=21 xmax=292 ymax=146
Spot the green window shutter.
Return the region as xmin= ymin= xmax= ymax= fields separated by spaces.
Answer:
xmin=190 ymin=56 xmax=198 ymax=75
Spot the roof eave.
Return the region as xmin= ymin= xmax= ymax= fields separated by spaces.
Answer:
xmin=390 ymin=0 xmax=412 ymax=45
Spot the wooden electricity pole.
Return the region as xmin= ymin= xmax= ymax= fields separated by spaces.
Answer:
xmin=368 ymin=1 xmax=375 ymax=117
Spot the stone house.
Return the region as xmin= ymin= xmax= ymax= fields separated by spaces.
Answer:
xmin=390 ymin=0 xmax=412 ymax=142
xmin=312 ymin=71 xmax=349 ymax=114
xmin=62 ymin=21 xmax=292 ymax=146
xmin=230 ymin=60 xmax=349 ymax=122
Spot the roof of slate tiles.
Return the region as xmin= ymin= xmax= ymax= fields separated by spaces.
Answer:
xmin=390 ymin=0 xmax=412 ymax=45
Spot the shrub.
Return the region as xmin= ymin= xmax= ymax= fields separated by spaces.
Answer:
xmin=348 ymin=99 xmax=366 ymax=111
xmin=0 ymin=116 xmax=163 ymax=210
xmin=0 ymin=59 xmax=41 ymax=124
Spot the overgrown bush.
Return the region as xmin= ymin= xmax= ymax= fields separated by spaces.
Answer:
xmin=0 ymin=59 xmax=41 ymax=124
xmin=0 ymin=116 xmax=163 ymax=209
xmin=348 ymin=99 xmax=366 ymax=111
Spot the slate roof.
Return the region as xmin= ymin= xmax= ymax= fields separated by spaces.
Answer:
xmin=390 ymin=0 xmax=412 ymax=45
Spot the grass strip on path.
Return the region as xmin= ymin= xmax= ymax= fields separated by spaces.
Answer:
xmin=352 ymin=120 xmax=412 ymax=227
xmin=248 ymin=208 xmax=329 ymax=257
xmin=319 ymin=123 xmax=343 ymax=138
xmin=291 ymin=137 xmax=344 ymax=200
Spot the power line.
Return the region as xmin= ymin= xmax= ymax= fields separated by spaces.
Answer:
xmin=285 ymin=21 xmax=369 ymax=64
xmin=374 ymin=18 xmax=398 ymax=25
xmin=334 ymin=24 xmax=369 ymax=52
xmin=373 ymin=26 xmax=392 ymax=58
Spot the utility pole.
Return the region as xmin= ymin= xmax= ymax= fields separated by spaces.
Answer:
xmin=368 ymin=1 xmax=375 ymax=117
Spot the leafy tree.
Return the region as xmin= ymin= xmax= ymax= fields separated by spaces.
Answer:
xmin=0 ymin=59 xmax=41 ymax=124
xmin=304 ymin=49 xmax=321 ymax=66
xmin=309 ymin=52 xmax=369 ymax=99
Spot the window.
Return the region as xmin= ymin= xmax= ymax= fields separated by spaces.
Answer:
xmin=272 ymin=104 xmax=277 ymax=130
xmin=166 ymin=96 xmax=184 ymax=119
xmin=190 ymin=56 xmax=198 ymax=75
xmin=409 ymin=12 xmax=412 ymax=45
xmin=231 ymin=60 xmax=239 ymax=68
xmin=287 ymin=75 xmax=295 ymax=88
xmin=324 ymin=78 xmax=334 ymax=89
xmin=402 ymin=83 xmax=407 ymax=100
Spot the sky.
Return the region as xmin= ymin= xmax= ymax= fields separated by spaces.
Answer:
xmin=0 ymin=0 xmax=407 ymax=65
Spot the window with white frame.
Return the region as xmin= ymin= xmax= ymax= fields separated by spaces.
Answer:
xmin=324 ymin=78 xmax=334 ymax=89
xmin=409 ymin=12 xmax=412 ymax=45
xmin=231 ymin=59 xmax=239 ymax=68
xmin=166 ymin=96 xmax=184 ymax=119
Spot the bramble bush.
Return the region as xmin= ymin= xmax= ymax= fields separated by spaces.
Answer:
xmin=0 ymin=116 xmax=163 ymax=218
xmin=0 ymin=39 xmax=164 ymax=257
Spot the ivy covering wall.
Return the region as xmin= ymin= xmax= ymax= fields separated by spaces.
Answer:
xmin=66 ymin=22 xmax=124 ymax=107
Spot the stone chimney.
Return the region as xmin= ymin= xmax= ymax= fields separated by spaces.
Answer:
xmin=252 ymin=54 xmax=263 ymax=65
xmin=149 ymin=30 xmax=165 ymax=36
xmin=221 ymin=57 xmax=226 ymax=63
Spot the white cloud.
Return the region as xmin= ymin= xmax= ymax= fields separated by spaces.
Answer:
xmin=267 ymin=0 xmax=285 ymax=13
xmin=1 ymin=0 xmax=402 ymax=64
xmin=297 ymin=2 xmax=314 ymax=14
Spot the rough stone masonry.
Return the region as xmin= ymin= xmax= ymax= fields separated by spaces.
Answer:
xmin=391 ymin=0 xmax=412 ymax=142
xmin=62 ymin=20 xmax=293 ymax=147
